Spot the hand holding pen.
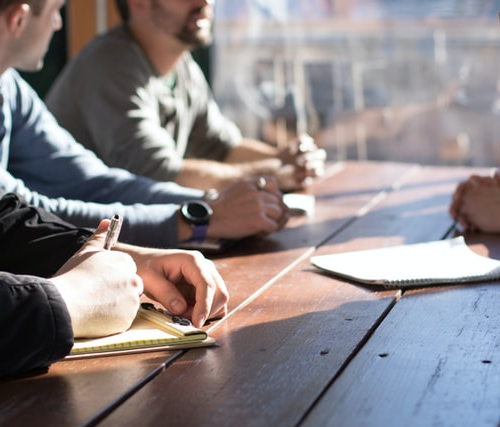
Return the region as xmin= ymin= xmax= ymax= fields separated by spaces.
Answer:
xmin=50 ymin=215 xmax=144 ymax=337
xmin=104 ymin=214 xmax=123 ymax=250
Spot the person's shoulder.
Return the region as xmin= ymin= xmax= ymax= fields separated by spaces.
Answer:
xmin=1 ymin=67 xmax=22 ymax=82
xmin=58 ymin=25 xmax=149 ymax=87
xmin=0 ymin=68 xmax=33 ymax=95
xmin=0 ymin=69 xmax=19 ymax=103
xmin=95 ymin=25 xmax=135 ymax=48
xmin=74 ymin=25 xmax=140 ymax=65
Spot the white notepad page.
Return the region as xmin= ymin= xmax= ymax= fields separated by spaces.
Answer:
xmin=311 ymin=236 xmax=500 ymax=288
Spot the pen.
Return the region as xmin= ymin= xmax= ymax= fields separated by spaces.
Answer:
xmin=104 ymin=214 xmax=123 ymax=250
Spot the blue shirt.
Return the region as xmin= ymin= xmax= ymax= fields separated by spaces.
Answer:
xmin=0 ymin=68 xmax=203 ymax=248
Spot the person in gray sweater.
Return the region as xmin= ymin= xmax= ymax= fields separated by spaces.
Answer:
xmin=46 ymin=0 xmax=326 ymax=192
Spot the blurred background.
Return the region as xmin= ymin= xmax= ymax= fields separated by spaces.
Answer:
xmin=211 ymin=0 xmax=500 ymax=167
xmin=26 ymin=0 xmax=500 ymax=167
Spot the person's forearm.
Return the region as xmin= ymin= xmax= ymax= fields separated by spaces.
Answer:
xmin=176 ymin=157 xmax=283 ymax=191
xmin=0 ymin=183 xmax=185 ymax=249
xmin=175 ymin=159 xmax=242 ymax=190
xmin=224 ymin=138 xmax=279 ymax=163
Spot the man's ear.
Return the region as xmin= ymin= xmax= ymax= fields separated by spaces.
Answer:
xmin=6 ymin=3 xmax=30 ymax=37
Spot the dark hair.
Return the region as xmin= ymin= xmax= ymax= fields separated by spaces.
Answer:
xmin=115 ymin=0 xmax=129 ymax=22
xmin=0 ymin=0 xmax=46 ymax=15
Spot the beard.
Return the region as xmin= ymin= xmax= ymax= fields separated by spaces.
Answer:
xmin=176 ymin=23 xmax=213 ymax=49
xmin=150 ymin=0 xmax=213 ymax=50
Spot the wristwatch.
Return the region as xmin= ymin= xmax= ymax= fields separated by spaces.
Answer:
xmin=180 ymin=200 xmax=213 ymax=241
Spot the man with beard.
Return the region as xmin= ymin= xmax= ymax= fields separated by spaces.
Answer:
xmin=46 ymin=0 xmax=326 ymax=192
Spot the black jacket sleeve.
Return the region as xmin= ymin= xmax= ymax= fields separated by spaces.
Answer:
xmin=0 ymin=192 xmax=94 ymax=377
xmin=0 ymin=192 xmax=93 ymax=277
xmin=0 ymin=272 xmax=73 ymax=378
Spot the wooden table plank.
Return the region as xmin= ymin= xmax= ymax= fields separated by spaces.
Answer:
xmin=302 ymin=278 xmax=500 ymax=427
xmin=95 ymin=163 xmax=475 ymax=426
xmin=0 ymin=352 xmax=182 ymax=427
xmin=0 ymin=161 xmax=416 ymax=426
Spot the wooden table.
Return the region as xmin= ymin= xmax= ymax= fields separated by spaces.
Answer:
xmin=2 ymin=161 xmax=500 ymax=427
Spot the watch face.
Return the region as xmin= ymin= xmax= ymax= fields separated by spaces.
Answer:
xmin=181 ymin=201 xmax=213 ymax=225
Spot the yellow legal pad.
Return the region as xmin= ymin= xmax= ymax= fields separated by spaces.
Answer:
xmin=67 ymin=303 xmax=215 ymax=358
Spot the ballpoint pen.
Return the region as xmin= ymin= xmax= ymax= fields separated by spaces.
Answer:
xmin=104 ymin=214 xmax=123 ymax=250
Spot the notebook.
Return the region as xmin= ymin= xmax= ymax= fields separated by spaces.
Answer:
xmin=311 ymin=236 xmax=500 ymax=288
xmin=67 ymin=303 xmax=216 ymax=358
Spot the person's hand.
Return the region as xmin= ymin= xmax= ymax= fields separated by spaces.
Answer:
xmin=451 ymin=173 xmax=500 ymax=233
xmin=206 ymin=176 xmax=289 ymax=239
xmin=50 ymin=219 xmax=143 ymax=338
xmin=277 ymin=134 xmax=326 ymax=191
xmin=450 ymin=173 xmax=500 ymax=232
xmin=116 ymin=246 xmax=229 ymax=328
xmin=450 ymin=175 xmax=486 ymax=230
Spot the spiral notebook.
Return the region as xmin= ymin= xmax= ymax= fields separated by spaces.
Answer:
xmin=311 ymin=236 xmax=500 ymax=289
xmin=67 ymin=303 xmax=215 ymax=358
